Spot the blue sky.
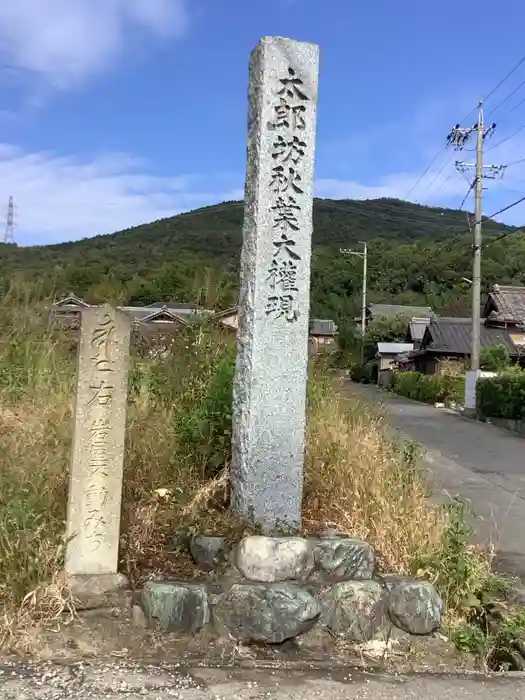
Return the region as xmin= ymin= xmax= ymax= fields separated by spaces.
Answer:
xmin=1 ymin=0 xmax=525 ymax=245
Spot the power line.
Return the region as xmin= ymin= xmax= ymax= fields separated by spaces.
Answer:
xmin=503 ymin=94 xmax=525 ymax=119
xmin=486 ymin=77 xmax=525 ymax=117
xmin=482 ymin=54 xmax=525 ymax=105
xmin=317 ymin=198 xmax=503 ymax=234
xmin=459 ymin=180 xmax=475 ymax=211
xmin=486 ymin=122 xmax=525 ymax=152
xmin=406 ymin=55 xmax=525 ymax=202
xmin=505 ymin=156 xmax=525 ymax=167
xmin=405 ymin=149 xmax=445 ymax=201
xmin=441 ymin=193 xmax=525 ymax=254
xmin=417 ymin=158 xmax=454 ymax=202
xmin=93 ymin=195 xmax=509 ymax=236
xmin=424 ymin=171 xmax=455 ymax=201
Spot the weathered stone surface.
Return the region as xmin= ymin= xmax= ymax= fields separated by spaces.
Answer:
xmin=318 ymin=581 xmax=389 ymax=641
xmin=214 ymin=583 xmax=319 ymax=643
xmin=311 ymin=535 xmax=375 ymax=581
xmin=67 ymin=573 xmax=130 ymax=610
xmin=388 ymin=579 xmax=443 ymax=635
xmin=141 ymin=582 xmax=210 ymax=633
xmin=66 ymin=305 xmax=131 ymax=577
xmin=190 ymin=536 xmax=228 ymax=572
xmin=230 ymin=36 xmax=320 ymax=532
xmin=235 ymin=536 xmax=314 ymax=582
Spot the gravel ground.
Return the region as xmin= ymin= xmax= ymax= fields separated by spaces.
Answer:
xmin=1 ymin=660 xmax=525 ymax=700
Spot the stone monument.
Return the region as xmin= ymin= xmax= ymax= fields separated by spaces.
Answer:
xmin=231 ymin=36 xmax=320 ymax=532
xmin=65 ymin=306 xmax=131 ymax=588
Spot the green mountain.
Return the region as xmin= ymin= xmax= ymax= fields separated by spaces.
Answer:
xmin=0 ymin=197 xmax=523 ymax=320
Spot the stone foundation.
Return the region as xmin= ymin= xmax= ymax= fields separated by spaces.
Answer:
xmin=140 ymin=533 xmax=443 ymax=644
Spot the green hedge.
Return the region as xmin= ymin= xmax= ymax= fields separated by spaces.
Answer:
xmin=477 ymin=371 xmax=525 ymax=420
xmin=392 ymin=371 xmax=465 ymax=405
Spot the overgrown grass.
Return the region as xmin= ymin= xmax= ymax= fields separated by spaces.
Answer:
xmin=0 ymin=299 xmax=514 ymax=661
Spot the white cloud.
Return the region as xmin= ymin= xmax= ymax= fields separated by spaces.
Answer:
xmin=0 ymin=0 xmax=188 ymax=87
xmin=0 ymin=144 xmax=240 ymax=245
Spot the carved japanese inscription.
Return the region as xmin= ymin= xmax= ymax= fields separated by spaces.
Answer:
xmin=65 ymin=306 xmax=131 ymax=576
xmin=266 ymin=67 xmax=310 ymax=322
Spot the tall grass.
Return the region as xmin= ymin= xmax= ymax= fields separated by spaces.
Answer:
xmin=0 ymin=300 xmax=493 ymax=651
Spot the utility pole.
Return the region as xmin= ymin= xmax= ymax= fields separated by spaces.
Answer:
xmin=472 ymin=107 xmax=484 ymax=373
xmin=447 ymin=103 xmax=503 ymax=409
xmin=340 ymin=242 xmax=368 ymax=364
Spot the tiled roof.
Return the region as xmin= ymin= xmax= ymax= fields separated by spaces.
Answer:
xmin=422 ymin=317 xmax=518 ymax=356
xmin=118 ymin=305 xmax=211 ymax=320
xmin=369 ymin=303 xmax=435 ymax=320
xmin=377 ymin=342 xmax=414 ymax=355
xmin=407 ymin=317 xmax=432 ymax=341
xmin=310 ymin=319 xmax=338 ymax=336
xmin=485 ymin=285 xmax=525 ymax=324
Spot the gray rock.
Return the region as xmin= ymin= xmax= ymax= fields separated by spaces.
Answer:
xmin=318 ymin=580 xmax=389 ymax=641
xmin=214 ymin=582 xmax=320 ymax=643
xmin=141 ymin=581 xmax=209 ymax=633
xmin=235 ymin=536 xmax=314 ymax=582
xmin=167 ymin=530 xmax=189 ymax=552
xmin=190 ymin=535 xmax=228 ymax=572
xmin=377 ymin=573 xmax=411 ymax=590
xmin=131 ymin=604 xmax=148 ymax=628
xmin=315 ymin=528 xmax=343 ymax=538
xmin=388 ymin=579 xmax=443 ymax=635
xmin=311 ymin=535 xmax=375 ymax=581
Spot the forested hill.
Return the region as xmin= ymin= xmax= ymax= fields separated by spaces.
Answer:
xmin=0 ymin=196 xmax=523 ymax=320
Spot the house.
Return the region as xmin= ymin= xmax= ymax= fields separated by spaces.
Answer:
xmin=376 ymin=342 xmax=415 ymax=371
xmin=483 ymin=284 xmax=525 ymax=349
xmin=405 ymin=316 xmax=433 ymax=350
xmin=376 ymin=342 xmax=413 ymax=388
xmin=308 ymin=319 xmax=338 ymax=353
xmin=412 ymin=317 xmax=519 ymax=375
xmin=212 ymin=306 xmax=239 ymax=331
xmin=484 ymin=284 xmax=525 ymax=328
xmin=367 ymin=303 xmax=435 ymax=325
xmin=213 ymin=306 xmax=338 ymax=353
xmin=51 ymin=293 xmax=90 ymax=316
xmin=50 ymin=295 xmax=213 ymax=328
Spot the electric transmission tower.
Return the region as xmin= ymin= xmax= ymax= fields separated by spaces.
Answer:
xmin=3 ymin=196 xmax=15 ymax=244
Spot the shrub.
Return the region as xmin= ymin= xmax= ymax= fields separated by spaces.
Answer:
xmin=393 ymin=371 xmax=464 ymax=405
xmin=477 ymin=371 xmax=525 ymax=419
xmin=349 ymin=360 xmax=377 ymax=384
xmin=480 ymin=344 xmax=511 ymax=372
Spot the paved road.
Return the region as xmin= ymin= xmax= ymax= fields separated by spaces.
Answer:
xmin=1 ymin=661 xmax=525 ymax=700
xmin=347 ymin=382 xmax=525 ymax=579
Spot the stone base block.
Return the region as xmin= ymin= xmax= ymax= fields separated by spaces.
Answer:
xmin=318 ymin=580 xmax=389 ymax=642
xmin=235 ymin=536 xmax=314 ymax=582
xmin=213 ymin=582 xmax=320 ymax=643
xmin=186 ymin=533 xmax=376 ymax=583
xmin=141 ymin=581 xmax=210 ymax=634
xmin=137 ymin=534 xmax=444 ymax=646
xmin=387 ymin=580 xmax=444 ymax=635
xmin=67 ymin=573 xmax=130 ymax=610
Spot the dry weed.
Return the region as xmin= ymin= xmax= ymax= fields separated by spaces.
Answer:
xmin=0 ymin=303 xmax=493 ymax=652
xmin=304 ymin=386 xmax=447 ymax=573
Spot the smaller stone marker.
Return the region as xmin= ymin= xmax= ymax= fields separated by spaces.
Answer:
xmin=65 ymin=305 xmax=131 ymax=584
xmin=231 ymin=36 xmax=320 ymax=532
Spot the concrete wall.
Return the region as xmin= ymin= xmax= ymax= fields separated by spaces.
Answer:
xmin=483 ymin=416 xmax=525 ymax=437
